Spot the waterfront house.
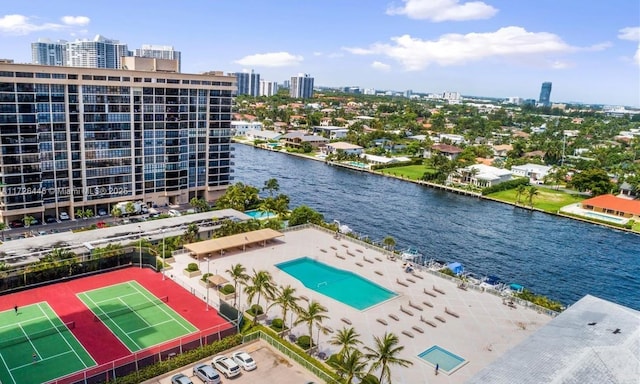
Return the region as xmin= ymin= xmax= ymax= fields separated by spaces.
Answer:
xmin=323 ymin=142 xmax=364 ymax=156
xmin=580 ymin=194 xmax=640 ymax=219
xmin=245 ymin=129 xmax=282 ymax=142
xmin=231 ymin=120 xmax=263 ymax=136
xmin=510 ymin=163 xmax=552 ymax=183
xmin=619 ymin=182 xmax=637 ymax=198
xmin=312 ymin=126 xmax=349 ymax=140
xmin=361 ymin=154 xmax=411 ymax=166
xmin=281 ymin=131 xmax=329 ymax=149
xmin=453 ymin=164 xmax=513 ymax=188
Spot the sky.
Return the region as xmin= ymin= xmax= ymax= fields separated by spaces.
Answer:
xmin=1 ymin=0 xmax=639 ymax=106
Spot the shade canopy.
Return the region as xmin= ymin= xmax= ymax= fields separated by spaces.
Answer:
xmin=183 ymin=228 xmax=283 ymax=258
xmin=447 ymin=262 xmax=464 ymax=275
xmin=208 ymin=274 xmax=229 ymax=286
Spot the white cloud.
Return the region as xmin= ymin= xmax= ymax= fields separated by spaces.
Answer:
xmin=234 ymin=52 xmax=303 ymax=67
xmin=313 ymin=51 xmax=323 ymax=56
xmin=387 ymin=0 xmax=497 ymax=22
xmin=61 ymin=16 xmax=90 ymax=26
xmin=0 ymin=14 xmax=65 ymax=35
xmin=371 ymin=61 xmax=391 ymax=71
xmin=618 ymin=26 xmax=640 ymax=65
xmin=343 ymin=27 xmax=593 ymax=70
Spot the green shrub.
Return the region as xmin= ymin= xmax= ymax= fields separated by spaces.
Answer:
xmin=270 ymin=318 xmax=284 ymax=332
xmin=247 ymin=304 xmax=263 ymax=316
xmin=220 ymin=284 xmax=235 ymax=294
xmin=186 ymin=263 xmax=199 ymax=272
xmin=112 ymin=334 xmax=242 ymax=384
xmin=201 ymin=272 xmax=213 ymax=282
xmin=514 ymin=289 xmax=564 ymax=312
xmin=296 ymin=335 xmax=311 ymax=350
xmin=482 ymin=178 xmax=530 ymax=195
xmin=625 ymin=219 xmax=635 ymax=230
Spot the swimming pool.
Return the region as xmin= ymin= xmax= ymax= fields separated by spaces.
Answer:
xmin=582 ymin=211 xmax=627 ymax=224
xmin=418 ymin=345 xmax=467 ymax=374
xmin=244 ymin=209 xmax=276 ymax=219
xmin=347 ymin=161 xmax=367 ymax=168
xmin=275 ymin=257 xmax=397 ymax=310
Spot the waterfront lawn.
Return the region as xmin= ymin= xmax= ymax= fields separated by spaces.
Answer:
xmin=379 ymin=165 xmax=436 ymax=180
xmin=489 ymin=188 xmax=585 ymax=213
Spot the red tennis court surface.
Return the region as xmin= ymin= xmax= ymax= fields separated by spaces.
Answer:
xmin=0 ymin=267 xmax=233 ymax=364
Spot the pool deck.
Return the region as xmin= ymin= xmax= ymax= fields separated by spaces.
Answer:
xmin=168 ymin=227 xmax=553 ymax=384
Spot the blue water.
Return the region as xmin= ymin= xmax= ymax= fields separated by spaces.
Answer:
xmin=244 ymin=209 xmax=276 ymax=219
xmin=233 ymin=144 xmax=640 ymax=310
xmin=275 ymin=257 xmax=397 ymax=310
xmin=418 ymin=346 xmax=466 ymax=373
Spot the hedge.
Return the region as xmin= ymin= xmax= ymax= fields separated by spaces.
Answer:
xmin=186 ymin=263 xmax=199 ymax=272
xmin=220 ymin=284 xmax=235 ymax=294
xmin=481 ymin=178 xmax=530 ymax=195
xmin=113 ymin=334 xmax=242 ymax=383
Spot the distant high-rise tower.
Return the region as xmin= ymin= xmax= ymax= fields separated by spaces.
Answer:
xmin=134 ymin=45 xmax=181 ymax=72
xmin=539 ymin=82 xmax=552 ymax=107
xmin=31 ymin=39 xmax=67 ymax=66
xmin=66 ymin=35 xmax=130 ymax=69
xmin=234 ymin=69 xmax=260 ymax=96
xmin=290 ymin=73 xmax=314 ymax=99
xmin=259 ymin=80 xmax=279 ymax=97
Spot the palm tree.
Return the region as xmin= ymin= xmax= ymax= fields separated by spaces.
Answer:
xmin=263 ymin=178 xmax=280 ymax=197
xmin=382 ymin=236 xmax=396 ymax=252
xmin=364 ymin=332 xmax=413 ymax=384
xmin=244 ymin=269 xmax=276 ymax=324
xmin=330 ymin=326 xmax=362 ymax=357
xmin=329 ymin=349 xmax=369 ymax=384
xmin=22 ymin=215 xmax=36 ymax=228
xmin=515 ymin=184 xmax=527 ymax=204
xmin=111 ymin=207 xmax=123 ymax=223
xmin=0 ymin=222 xmax=6 ymax=241
xmin=267 ymin=284 xmax=300 ymax=332
xmin=526 ymin=185 xmax=539 ymax=208
xmin=183 ymin=223 xmax=199 ymax=244
xmin=226 ymin=263 xmax=249 ymax=307
xmin=294 ymin=300 xmax=329 ymax=349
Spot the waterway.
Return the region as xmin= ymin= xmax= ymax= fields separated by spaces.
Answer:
xmin=233 ymin=145 xmax=640 ymax=310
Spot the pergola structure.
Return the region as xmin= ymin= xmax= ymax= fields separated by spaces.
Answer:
xmin=183 ymin=228 xmax=284 ymax=259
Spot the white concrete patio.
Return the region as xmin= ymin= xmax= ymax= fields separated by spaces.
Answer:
xmin=167 ymin=227 xmax=553 ymax=384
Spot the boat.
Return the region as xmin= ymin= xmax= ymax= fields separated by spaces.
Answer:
xmin=479 ymin=275 xmax=505 ymax=291
xmin=400 ymin=247 xmax=423 ymax=262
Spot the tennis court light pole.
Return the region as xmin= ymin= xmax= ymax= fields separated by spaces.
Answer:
xmin=138 ymin=225 xmax=142 ymax=269
xmin=205 ymin=257 xmax=210 ymax=311
xmin=161 ymin=229 xmax=166 ymax=280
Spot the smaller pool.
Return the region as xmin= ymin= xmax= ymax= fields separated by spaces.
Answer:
xmin=244 ymin=209 xmax=276 ymax=220
xmin=347 ymin=161 xmax=368 ymax=169
xmin=418 ymin=345 xmax=467 ymax=375
xmin=583 ymin=211 xmax=627 ymax=224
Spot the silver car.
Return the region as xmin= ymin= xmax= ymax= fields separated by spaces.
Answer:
xmin=171 ymin=373 xmax=194 ymax=384
xmin=193 ymin=363 xmax=221 ymax=384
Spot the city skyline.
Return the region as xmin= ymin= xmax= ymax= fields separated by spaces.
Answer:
xmin=0 ymin=0 xmax=638 ymax=106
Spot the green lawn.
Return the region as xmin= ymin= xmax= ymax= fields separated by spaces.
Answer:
xmin=488 ymin=188 xmax=586 ymax=213
xmin=379 ymin=165 xmax=436 ymax=180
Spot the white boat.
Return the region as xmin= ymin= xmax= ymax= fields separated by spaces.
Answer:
xmin=401 ymin=247 xmax=422 ymax=262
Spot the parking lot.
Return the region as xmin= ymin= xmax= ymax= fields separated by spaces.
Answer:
xmin=143 ymin=340 xmax=322 ymax=384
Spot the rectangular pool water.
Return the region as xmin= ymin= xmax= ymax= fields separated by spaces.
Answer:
xmin=275 ymin=257 xmax=396 ymax=310
xmin=244 ymin=209 xmax=276 ymax=219
xmin=418 ymin=345 xmax=467 ymax=374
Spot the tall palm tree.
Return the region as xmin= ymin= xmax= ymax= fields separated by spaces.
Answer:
xmin=294 ymin=300 xmax=329 ymax=349
xmin=263 ymin=178 xmax=280 ymax=197
xmin=515 ymin=184 xmax=527 ymax=204
xmin=244 ymin=269 xmax=276 ymax=324
xmin=526 ymin=185 xmax=539 ymax=208
xmin=382 ymin=236 xmax=396 ymax=252
xmin=226 ymin=263 xmax=249 ymax=307
xmin=267 ymin=284 xmax=300 ymax=332
xmin=330 ymin=326 xmax=362 ymax=357
xmin=329 ymin=349 xmax=369 ymax=384
xmin=364 ymin=332 xmax=413 ymax=384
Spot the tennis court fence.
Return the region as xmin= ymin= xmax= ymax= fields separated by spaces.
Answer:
xmin=92 ymin=296 xmax=169 ymax=322
xmin=44 ymin=322 xmax=236 ymax=384
xmin=0 ymin=321 xmax=75 ymax=350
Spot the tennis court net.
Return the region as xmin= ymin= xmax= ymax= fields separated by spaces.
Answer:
xmin=93 ymin=296 xmax=169 ymax=322
xmin=0 ymin=321 xmax=75 ymax=350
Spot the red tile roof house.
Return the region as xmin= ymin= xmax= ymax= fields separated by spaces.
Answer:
xmin=580 ymin=194 xmax=640 ymax=220
xmin=424 ymin=144 xmax=463 ymax=161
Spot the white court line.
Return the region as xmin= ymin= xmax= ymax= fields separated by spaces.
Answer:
xmin=127 ymin=281 xmax=195 ymax=333
xmin=0 ymin=315 xmax=48 ymax=332
xmin=117 ymin=297 xmax=151 ymax=327
xmin=10 ymin=350 xmax=74 ymax=371
xmin=93 ymin=291 xmax=139 ymax=305
xmin=76 ymin=280 xmax=138 ymax=295
xmin=0 ymin=351 xmax=17 ymax=384
xmin=127 ymin=319 xmax=176 ymax=335
xmin=78 ymin=292 xmax=140 ymax=352
xmin=36 ymin=303 xmax=90 ymax=368
xmin=17 ymin=323 xmax=41 ymax=362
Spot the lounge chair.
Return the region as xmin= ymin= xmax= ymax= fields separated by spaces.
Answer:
xmin=434 ymin=315 xmax=446 ymax=323
xmin=341 ymin=318 xmax=352 ymax=325
xmin=420 ymin=316 xmax=437 ymax=327
xmin=397 ymin=278 xmax=409 ymax=287
xmin=388 ymin=314 xmax=400 ymax=321
xmin=433 ymin=285 xmax=445 ymax=295
xmin=401 ymin=330 xmax=414 ymax=338
xmin=300 ymin=295 xmax=309 ymax=302
xmin=445 ymin=307 xmax=460 ymax=318
xmin=412 ymin=326 xmax=424 ymax=334
xmin=375 ymin=270 xmax=384 ymax=276
xmin=422 ymin=300 xmax=433 ymax=308
xmin=423 ymin=288 xmax=437 ymax=297
xmin=400 ymin=305 xmax=414 ymax=316
xmin=409 ymin=301 xmax=423 ymax=311
xmin=376 ymin=318 xmax=388 ymax=326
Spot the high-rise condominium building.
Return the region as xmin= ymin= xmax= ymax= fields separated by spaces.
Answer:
xmin=0 ymin=62 xmax=235 ymax=224
xmin=539 ymin=82 xmax=552 ymax=107
xmin=234 ymin=70 xmax=260 ymax=97
xmin=289 ymin=73 xmax=314 ymax=99
xmin=31 ymin=39 xmax=67 ymax=66
xmin=134 ymin=45 xmax=181 ymax=72
xmin=259 ymin=80 xmax=279 ymax=97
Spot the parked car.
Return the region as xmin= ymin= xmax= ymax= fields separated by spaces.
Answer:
xmin=170 ymin=373 xmax=193 ymax=384
xmin=9 ymin=220 xmax=24 ymax=228
xmin=193 ymin=363 xmax=221 ymax=384
xmin=231 ymin=351 xmax=257 ymax=371
xmin=97 ymin=208 xmax=108 ymax=216
xmin=168 ymin=209 xmax=181 ymax=217
xmin=59 ymin=212 xmax=70 ymax=220
xmin=44 ymin=215 xmax=57 ymax=223
xmin=212 ymin=355 xmax=241 ymax=379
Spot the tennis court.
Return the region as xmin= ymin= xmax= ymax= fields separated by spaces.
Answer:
xmin=0 ymin=302 xmax=95 ymax=384
xmin=77 ymin=281 xmax=198 ymax=352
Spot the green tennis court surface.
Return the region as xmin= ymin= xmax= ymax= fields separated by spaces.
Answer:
xmin=0 ymin=302 xmax=95 ymax=384
xmin=77 ymin=281 xmax=197 ymax=352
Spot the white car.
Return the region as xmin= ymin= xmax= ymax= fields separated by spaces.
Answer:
xmin=192 ymin=363 xmax=221 ymax=384
xmin=232 ymin=351 xmax=257 ymax=371
xmin=212 ymin=355 xmax=241 ymax=378
xmin=168 ymin=209 xmax=181 ymax=217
